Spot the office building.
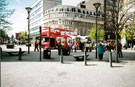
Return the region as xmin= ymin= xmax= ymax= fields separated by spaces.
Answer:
xmin=30 ymin=0 xmax=62 ymax=37
xmin=43 ymin=5 xmax=103 ymax=36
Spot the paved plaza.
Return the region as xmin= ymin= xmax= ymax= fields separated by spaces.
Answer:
xmin=1 ymin=45 xmax=135 ymax=87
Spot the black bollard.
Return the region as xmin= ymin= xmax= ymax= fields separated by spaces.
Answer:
xmin=109 ymin=51 xmax=112 ymax=67
xmin=84 ymin=48 xmax=87 ymax=66
xmin=19 ymin=48 xmax=22 ymax=60
xmin=0 ymin=47 xmax=2 ymax=59
xmin=39 ymin=26 xmax=42 ymax=61
xmin=60 ymin=48 xmax=63 ymax=63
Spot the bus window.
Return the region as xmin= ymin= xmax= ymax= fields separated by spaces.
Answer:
xmin=43 ymin=37 xmax=49 ymax=42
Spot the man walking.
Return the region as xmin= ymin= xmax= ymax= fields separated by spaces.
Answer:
xmin=34 ymin=40 xmax=39 ymax=52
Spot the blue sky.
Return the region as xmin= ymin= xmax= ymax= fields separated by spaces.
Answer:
xmin=7 ymin=0 xmax=83 ymax=36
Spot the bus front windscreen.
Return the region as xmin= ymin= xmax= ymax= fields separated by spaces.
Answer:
xmin=43 ymin=37 xmax=49 ymax=42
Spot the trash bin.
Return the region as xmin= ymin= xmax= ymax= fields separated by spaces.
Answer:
xmin=58 ymin=48 xmax=70 ymax=55
xmin=43 ymin=48 xmax=51 ymax=58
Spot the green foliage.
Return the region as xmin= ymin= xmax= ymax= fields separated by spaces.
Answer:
xmin=0 ymin=0 xmax=15 ymax=31
xmin=0 ymin=29 xmax=8 ymax=41
xmin=0 ymin=29 xmax=6 ymax=37
xmin=18 ymin=32 xmax=27 ymax=40
xmin=75 ymin=37 xmax=80 ymax=42
xmin=88 ymin=24 xmax=105 ymax=41
xmin=120 ymin=21 xmax=135 ymax=40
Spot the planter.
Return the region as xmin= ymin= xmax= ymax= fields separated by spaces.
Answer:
xmin=7 ymin=44 xmax=14 ymax=49
xmin=26 ymin=44 xmax=31 ymax=47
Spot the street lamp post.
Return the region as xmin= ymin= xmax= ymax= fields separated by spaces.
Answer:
xmin=25 ymin=7 xmax=32 ymax=54
xmin=93 ymin=3 xmax=101 ymax=59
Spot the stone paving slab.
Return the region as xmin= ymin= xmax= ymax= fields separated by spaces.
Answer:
xmin=1 ymin=61 xmax=135 ymax=87
xmin=1 ymin=45 xmax=135 ymax=87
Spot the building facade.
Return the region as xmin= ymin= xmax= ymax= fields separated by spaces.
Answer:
xmin=43 ymin=5 xmax=104 ymax=36
xmin=30 ymin=0 xmax=62 ymax=36
xmin=77 ymin=0 xmax=104 ymax=11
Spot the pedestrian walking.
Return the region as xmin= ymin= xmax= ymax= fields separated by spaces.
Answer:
xmin=109 ymin=41 xmax=114 ymax=51
xmin=118 ymin=41 xmax=123 ymax=57
xmin=72 ymin=41 xmax=76 ymax=52
xmin=76 ymin=41 xmax=79 ymax=50
xmin=69 ymin=40 xmax=73 ymax=52
xmin=85 ymin=42 xmax=89 ymax=52
xmin=89 ymin=41 xmax=93 ymax=52
xmin=97 ymin=42 xmax=105 ymax=60
xmin=57 ymin=39 xmax=61 ymax=55
xmin=34 ymin=41 xmax=39 ymax=52
xmin=79 ymin=42 xmax=84 ymax=52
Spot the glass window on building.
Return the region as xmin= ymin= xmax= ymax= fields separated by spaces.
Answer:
xmin=60 ymin=8 xmax=63 ymax=11
xmin=83 ymin=10 xmax=85 ymax=14
xmin=56 ymin=8 xmax=59 ymax=12
xmin=87 ymin=11 xmax=89 ymax=14
xmin=55 ymin=13 xmax=59 ymax=17
xmin=90 ymin=12 xmax=92 ymax=15
xmin=93 ymin=12 xmax=96 ymax=16
xmin=48 ymin=10 xmax=50 ymax=13
xmin=70 ymin=8 xmax=72 ymax=12
xmin=69 ymin=27 xmax=72 ymax=30
xmin=78 ymin=9 xmax=81 ymax=13
xmin=64 ymin=8 xmax=67 ymax=11
xmin=67 ymin=8 xmax=69 ymax=11
xmin=32 ymin=1 xmax=41 ymax=11
xmin=70 ymin=21 xmax=72 ymax=25
xmin=80 ymin=14 xmax=83 ymax=18
xmin=73 ymin=8 xmax=76 ymax=12
xmin=62 ymin=13 xmax=65 ymax=16
xmin=56 ymin=21 xmax=58 ymax=24
xmin=71 ymin=8 xmax=74 ymax=12
xmin=51 ymin=9 xmax=54 ymax=12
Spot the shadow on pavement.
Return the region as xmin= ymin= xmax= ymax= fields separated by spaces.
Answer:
xmin=85 ymin=64 xmax=97 ymax=66
xmin=1 ymin=50 xmax=135 ymax=63
xmin=112 ymin=66 xmax=124 ymax=68
xmin=62 ymin=62 xmax=73 ymax=64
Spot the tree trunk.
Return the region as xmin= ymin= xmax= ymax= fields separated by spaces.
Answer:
xmin=115 ymin=33 xmax=118 ymax=62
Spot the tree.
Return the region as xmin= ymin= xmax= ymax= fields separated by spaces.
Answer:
xmin=18 ymin=32 xmax=26 ymax=40
xmin=0 ymin=29 xmax=9 ymax=42
xmin=104 ymin=0 xmax=134 ymax=33
xmin=104 ymin=0 xmax=135 ymax=62
xmin=88 ymin=24 xmax=105 ymax=41
xmin=0 ymin=0 xmax=15 ymax=38
xmin=120 ymin=21 xmax=135 ymax=40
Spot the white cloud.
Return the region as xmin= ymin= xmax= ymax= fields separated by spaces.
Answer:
xmin=16 ymin=0 xmax=21 ymax=3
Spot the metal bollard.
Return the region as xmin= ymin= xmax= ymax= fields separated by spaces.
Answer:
xmin=39 ymin=26 xmax=42 ymax=61
xmin=0 ymin=47 xmax=2 ymax=59
xmin=109 ymin=51 xmax=112 ymax=67
xmin=19 ymin=48 xmax=22 ymax=60
xmin=60 ymin=48 xmax=63 ymax=63
xmin=84 ymin=48 xmax=87 ymax=66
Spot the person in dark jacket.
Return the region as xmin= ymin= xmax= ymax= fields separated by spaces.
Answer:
xmin=34 ymin=41 xmax=39 ymax=52
xmin=97 ymin=42 xmax=105 ymax=60
xmin=118 ymin=41 xmax=123 ymax=57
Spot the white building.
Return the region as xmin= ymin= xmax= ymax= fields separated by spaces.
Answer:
xmin=77 ymin=0 xmax=104 ymax=11
xmin=30 ymin=0 xmax=62 ymax=36
xmin=43 ymin=5 xmax=104 ymax=36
